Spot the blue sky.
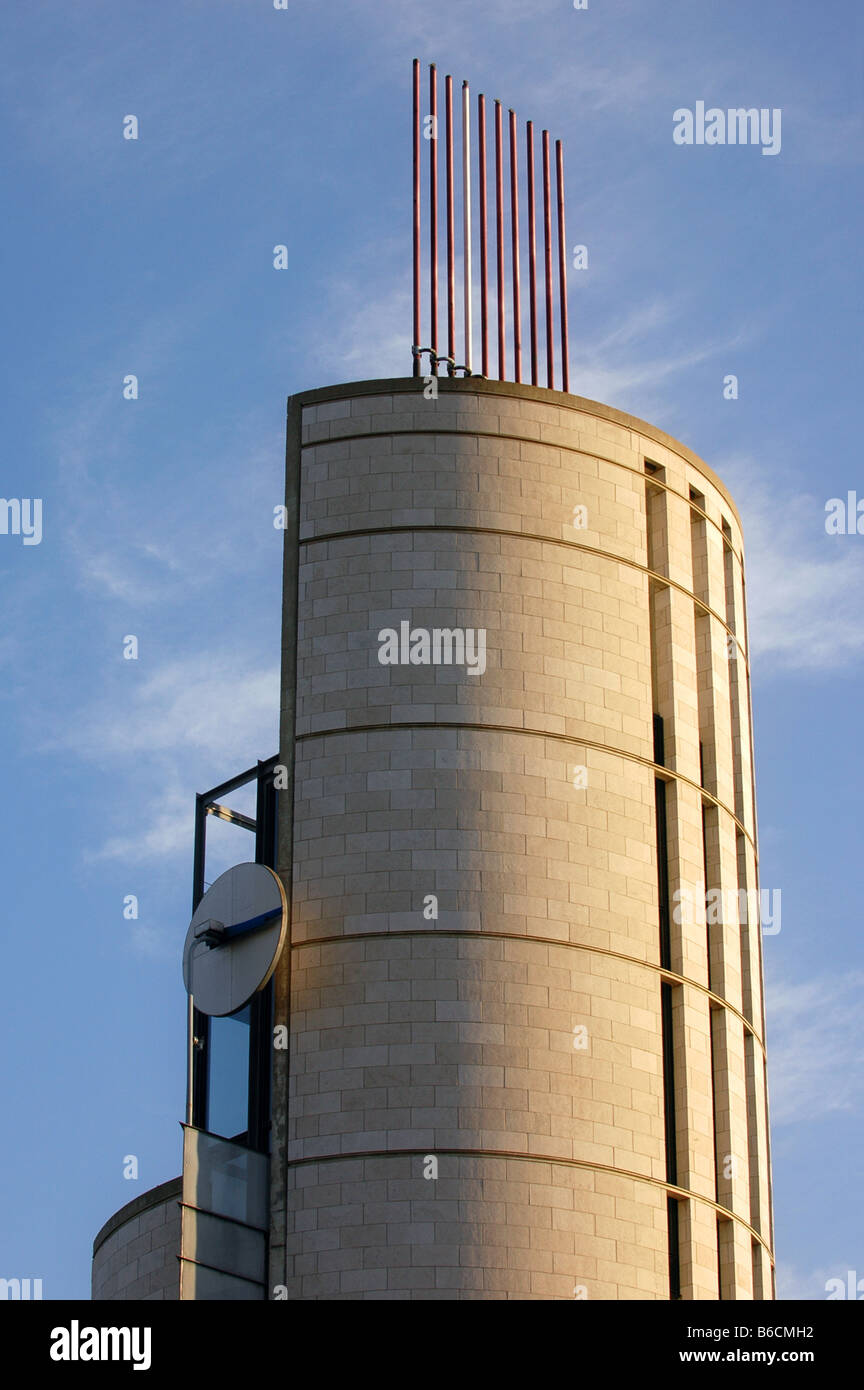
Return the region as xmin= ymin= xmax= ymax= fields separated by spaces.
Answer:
xmin=0 ymin=0 xmax=861 ymax=1300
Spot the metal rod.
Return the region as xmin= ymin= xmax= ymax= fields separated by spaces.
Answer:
xmin=186 ymin=994 xmax=195 ymax=1126
xmin=542 ymin=129 xmax=554 ymax=388
xmin=509 ymin=108 xmax=521 ymax=383
xmin=412 ymin=59 xmax=421 ymax=376
xmin=205 ymin=801 xmax=257 ymax=832
xmin=462 ymin=81 xmax=472 ymax=375
xmin=190 ymin=792 xmax=208 ymax=1130
xmin=556 ymin=139 xmax=570 ymax=393
xmin=430 ymin=65 xmax=438 ymax=374
xmin=478 ymin=93 xmax=489 ymax=377
xmin=495 ymin=100 xmax=505 ymax=380
xmin=445 ymin=74 xmax=455 ymax=373
xmin=196 ymin=755 xmax=278 ymax=805
xmin=526 ymin=121 xmax=538 ymax=386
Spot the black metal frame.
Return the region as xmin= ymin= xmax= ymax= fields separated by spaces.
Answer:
xmin=190 ymin=756 xmax=279 ymax=1153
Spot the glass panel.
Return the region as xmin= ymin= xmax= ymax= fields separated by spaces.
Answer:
xmin=207 ymin=1004 xmax=250 ymax=1140
xmin=182 ymin=1128 xmax=269 ymax=1233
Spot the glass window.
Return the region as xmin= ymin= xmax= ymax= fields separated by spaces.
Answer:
xmin=207 ymin=1004 xmax=251 ymax=1141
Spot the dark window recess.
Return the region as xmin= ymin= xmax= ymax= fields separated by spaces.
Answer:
xmin=699 ymin=739 xmax=705 ymax=788
xmin=655 ymin=726 xmax=681 ymax=1299
xmin=667 ymin=1196 xmax=681 ymax=1300
xmin=701 ymin=807 xmax=713 ymax=996
xmin=655 ymin=780 xmax=671 ymax=971
xmin=653 ymin=713 xmax=665 ymax=766
xmin=709 ymin=1010 xmax=720 ymax=1204
xmin=661 ymin=983 xmax=677 ymax=1183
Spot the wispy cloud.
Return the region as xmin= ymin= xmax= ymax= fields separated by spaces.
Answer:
xmin=52 ymin=651 xmax=279 ymax=864
xmin=45 ymin=338 xmax=282 ymax=609
xmin=781 ymin=106 xmax=864 ymax=169
xmin=301 ymin=264 xmax=746 ymax=427
xmin=775 ymin=1260 xmax=860 ymax=1301
xmin=767 ymin=970 xmax=864 ymax=1126
xmin=716 ymin=467 xmax=864 ymax=672
xmin=55 ymin=651 xmax=278 ymax=763
xmin=299 ymin=263 xmax=409 ymax=384
xmin=85 ymin=784 xmax=192 ymax=867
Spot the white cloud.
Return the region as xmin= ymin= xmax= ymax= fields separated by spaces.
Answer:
xmin=715 ymin=468 xmax=864 ymax=672
xmin=52 ymin=652 xmax=277 ymax=764
xmin=775 ymin=1261 xmax=860 ymax=1301
xmin=67 ymin=537 xmax=187 ymax=605
xmin=302 ymin=262 xmax=743 ymax=427
xmin=301 ymin=270 xmax=409 ymax=383
xmin=766 ymin=971 xmax=864 ymax=1126
xmin=48 ymin=366 xmax=281 ymax=608
xmin=85 ymin=787 xmax=192 ymax=866
xmin=55 ymin=651 xmax=279 ymax=864
xmin=126 ymin=921 xmax=179 ymax=962
xmin=570 ymin=337 xmax=731 ymax=418
xmin=782 ymin=106 xmax=864 ymax=168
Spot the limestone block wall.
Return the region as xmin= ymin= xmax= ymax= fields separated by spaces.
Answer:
xmin=270 ymin=377 xmax=773 ymax=1300
xmin=91 ymin=1178 xmax=181 ymax=1301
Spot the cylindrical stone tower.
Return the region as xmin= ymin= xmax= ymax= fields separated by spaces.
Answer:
xmin=269 ymin=376 xmax=774 ymax=1300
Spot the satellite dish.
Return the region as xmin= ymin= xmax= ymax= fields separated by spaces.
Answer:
xmin=182 ymin=863 xmax=287 ymax=1017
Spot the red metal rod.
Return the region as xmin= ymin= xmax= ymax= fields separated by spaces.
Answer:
xmin=526 ymin=121 xmax=538 ymax=386
xmin=509 ymin=109 xmax=521 ymax=383
xmin=462 ymin=81 xmax=472 ymax=375
xmin=445 ymin=75 xmax=455 ymax=373
xmin=412 ymin=59 xmax=421 ymax=376
xmin=542 ymin=129 xmax=554 ymax=389
xmin=430 ymin=65 xmax=438 ymax=375
xmin=478 ymin=94 xmax=488 ymax=378
xmin=495 ymin=100 xmax=505 ymax=380
xmin=556 ymin=139 xmax=569 ymax=393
